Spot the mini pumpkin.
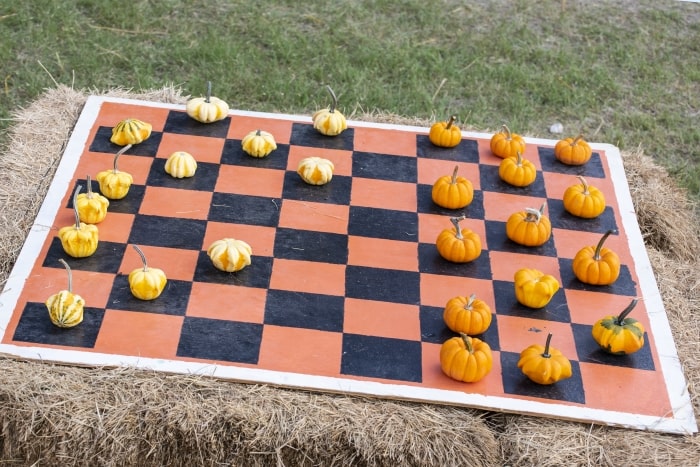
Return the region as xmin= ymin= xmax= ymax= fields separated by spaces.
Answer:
xmin=128 ymin=245 xmax=167 ymax=300
xmin=208 ymin=238 xmax=253 ymax=272
xmin=506 ymin=202 xmax=551 ymax=247
xmin=429 ymin=115 xmax=461 ymax=148
xmin=490 ymin=124 xmax=526 ymax=159
xmin=436 ymin=215 xmax=482 ymax=263
xmin=563 ymin=176 xmax=606 ymax=218
xmin=241 ymin=129 xmax=277 ymax=158
xmin=165 ymin=151 xmax=198 ymax=178
xmin=517 ymin=333 xmax=572 ymax=385
xmin=514 ymin=268 xmax=560 ymax=309
xmin=297 ymin=156 xmax=335 ymax=185
xmin=591 ymin=298 xmax=645 ymax=355
xmin=59 ymin=185 xmax=99 ymax=258
xmin=312 ymin=85 xmax=347 ymax=136
xmin=572 ymin=229 xmax=621 ymax=286
xmin=554 ymin=134 xmax=592 ymax=165
xmin=45 ymin=258 xmax=85 ymax=328
xmin=110 ymin=118 xmax=152 ymax=146
xmin=431 ymin=165 xmax=474 ymax=209
xmin=440 ymin=333 xmax=493 ymax=383
xmin=498 ymin=150 xmax=537 ymax=187
xmin=186 ymin=81 xmax=229 ymax=123
xmin=96 ymin=144 xmax=134 ymax=200
xmin=76 ymin=174 xmax=109 ymax=224
xmin=443 ymin=293 xmax=492 ymax=336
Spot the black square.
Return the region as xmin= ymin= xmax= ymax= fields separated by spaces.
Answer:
xmin=416 ymin=135 xmax=479 ymax=163
xmin=221 ymin=139 xmax=290 ymax=169
xmin=479 ymin=163 xmax=547 ymax=197
xmin=289 ymin=122 xmax=355 ymax=151
xmin=176 ymin=316 xmax=262 ymax=364
xmin=345 ymin=265 xmax=420 ymax=305
xmin=98 ymin=184 xmax=145 ymax=214
xmin=43 ymin=237 xmax=126 ymax=274
xmin=147 ymin=158 xmax=220 ymax=192
xmin=558 ymin=258 xmax=638 ymax=297
xmin=89 ymin=126 xmax=162 ymax=156
xmin=484 ymin=220 xmax=558 ymax=257
xmin=352 ymin=151 xmax=417 ymax=183
xmin=417 ymin=185 xmax=485 ymax=219
xmin=163 ymin=110 xmax=231 ymax=139
xmin=107 ymin=275 xmax=191 ymax=316
xmin=193 ymin=251 xmax=272 ymax=289
xmin=341 ymin=334 xmax=423 ymax=383
xmin=128 ymin=215 xmax=207 ymax=250
xmin=501 ymin=351 xmax=585 ymax=404
xmin=418 ymin=243 xmax=492 ymax=280
xmin=282 ymin=171 xmax=352 ymax=205
xmin=492 ymin=280 xmax=571 ymax=323
xmin=348 ymin=206 xmax=418 ymax=241
xmin=264 ymin=289 xmax=345 ymax=332
xmin=273 ymin=228 xmax=348 ymax=264
xmin=538 ymin=147 xmax=605 ymax=179
xmin=13 ymin=302 xmax=105 ymax=348
xmin=548 ymin=199 xmax=618 ymax=233
xmin=571 ymin=323 xmax=655 ymax=370
xmin=208 ymin=192 xmax=281 ymax=227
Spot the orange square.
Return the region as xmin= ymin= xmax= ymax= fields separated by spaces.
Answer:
xmin=227 ymin=115 xmax=296 ymax=144
xmin=495 ymin=314 xmax=577 ymax=357
xmin=214 ymin=165 xmax=285 ymax=198
xmin=269 ymin=259 xmax=345 ymax=296
xmin=350 ymin=178 xmax=417 ymax=212
xmin=186 ymin=282 xmax=266 ymax=323
xmin=417 ymin=158 xmax=481 ymax=190
xmin=343 ymin=298 xmax=421 ymax=341
xmin=421 ymin=342 xmax=504 ymax=395
xmin=352 ymin=126 xmax=417 ymax=156
xmin=95 ymin=212 xmax=135 ymax=244
xmin=93 ymin=310 xmax=184 ymax=359
xmin=203 ymin=222 xmax=276 ymax=258
xmin=287 ymin=145 xmax=353 ymax=177
xmin=489 ymin=250 xmax=561 ymax=283
xmin=565 ymin=289 xmax=651 ymax=329
xmin=552 ymin=228 xmax=634 ymax=268
xmin=347 ymin=236 xmax=418 ymax=272
xmin=139 ymin=186 xmax=213 ymax=220
xmin=420 ymin=273 xmax=495 ymax=309
xmin=417 ymin=213 xmax=487 ymax=249
xmin=95 ymin=102 xmax=171 ymax=132
xmin=119 ymin=244 xmax=199 ymax=282
xmin=16 ymin=268 xmax=114 ymax=310
xmin=482 ymin=191 xmax=547 ymax=223
xmin=278 ymin=199 xmax=349 ymax=235
xmin=156 ymin=132 xmax=226 ymax=164
xmin=257 ymin=325 xmax=342 ymax=376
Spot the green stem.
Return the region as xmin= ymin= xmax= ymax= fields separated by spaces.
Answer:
xmin=445 ymin=115 xmax=456 ymax=130
xmin=459 ymin=332 xmax=473 ymax=354
xmin=59 ymin=258 xmax=72 ymax=293
xmin=86 ymin=174 xmax=94 ymax=199
xmin=326 ymin=85 xmax=338 ymax=113
xmin=541 ymin=333 xmax=553 ymax=358
xmin=616 ymin=298 xmax=640 ymax=324
xmin=114 ymin=144 xmax=132 ymax=173
xmin=593 ymin=229 xmax=617 ymax=261
xmin=205 ymin=81 xmax=212 ymax=103
xmin=72 ymin=185 xmax=82 ymax=228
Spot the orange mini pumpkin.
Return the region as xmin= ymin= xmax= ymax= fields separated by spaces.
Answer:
xmin=554 ymin=134 xmax=592 ymax=165
xmin=498 ymin=151 xmax=537 ymax=187
xmin=490 ymin=124 xmax=526 ymax=159
xmin=436 ymin=216 xmax=482 ymax=263
xmin=431 ymin=165 xmax=474 ymax=209
xmin=505 ymin=203 xmax=551 ymax=247
xmin=572 ymin=229 xmax=621 ymax=285
xmin=443 ymin=293 xmax=492 ymax=336
xmin=440 ymin=333 xmax=493 ymax=383
xmin=517 ymin=333 xmax=572 ymax=385
xmin=429 ymin=115 xmax=461 ymax=148
xmin=563 ymin=176 xmax=606 ymax=219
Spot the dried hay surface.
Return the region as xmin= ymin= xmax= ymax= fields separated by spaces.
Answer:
xmin=0 ymin=85 xmax=698 ymax=466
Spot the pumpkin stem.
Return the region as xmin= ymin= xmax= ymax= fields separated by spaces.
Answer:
xmin=459 ymin=332 xmax=474 ymax=354
xmin=132 ymin=245 xmax=149 ymax=272
xmin=542 ymin=332 xmax=553 ymax=358
xmin=577 ymin=175 xmax=589 ymax=195
xmin=571 ymin=134 xmax=584 ymax=146
xmin=593 ymin=229 xmax=616 ymax=261
xmin=205 ymin=81 xmax=212 ymax=104
xmin=450 ymin=165 xmax=460 ymax=184
xmin=255 ymin=129 xmax=262 ymax=136
xmin=59 ymin=258 xmax=73 ymax=293
xmin=465 ymin=293 xmax=476 ymax=310
xmin=113 ymin=144 xmax=132 ymax=173
xmin=501 ymin=124 xmax=512 ymax=141
xmin=616 ymin=298 xmax=640 ymax=324
xmin=445 ymin=115 xmax=457 ymax=130
xmin=515 ymin=150 xmax=523 ymax=166
xmin=524 ymin=204 xmax=545 ymax=224
xmin=326 ymin=85 xmax=339 ymax=113
xmin=86 ymin=174 xmax=94 ymax=199
xmin=72 ymin=185 xmax=82 ymax=228
xmin=450 ymin=215 xmax=466 ymax=240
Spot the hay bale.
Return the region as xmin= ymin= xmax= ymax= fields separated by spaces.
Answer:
xmin=0 ymin=85 xmax=698 ymax=466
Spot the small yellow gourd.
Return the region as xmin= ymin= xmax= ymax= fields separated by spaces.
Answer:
xmin=186 ymin=81 xmax=229 ymax=123
xmin=312 ymin=85 xmax=347 ymax=136
xmin=96 ymin=144 xmax=134 ymax=200
xmin=208 ymin=238 xmax=253 ymax=272
xmin=128 ymin=245 xmax=167 ymax=300
xmin=297 ymin=156 xmax=335 ymax=185
xmin=514 ymin=268 xmax=560 ymax=309
xmin=110 ymin=118 xmax=152 ymax=146
xmin=59 ymin=185 xmax=99 ymax=258
xmin=164 ymin=151 xmax=198 ymax=178
xmin=241 ymin=129 xmax=277 ymax=158
xmin=75 ymin=174 xmax=109 ymax=224
xmin=45 ymin=258 xmax=85 ymax=328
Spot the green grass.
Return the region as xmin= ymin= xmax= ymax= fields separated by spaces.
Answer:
xmin=1 ymin=0 xmax=699 ymax=200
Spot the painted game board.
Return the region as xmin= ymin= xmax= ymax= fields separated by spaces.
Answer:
xmin=0 ymin=96 xmax=695 ymax=435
